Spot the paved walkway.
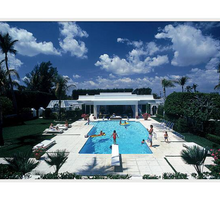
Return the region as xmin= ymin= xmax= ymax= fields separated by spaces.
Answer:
xmin=1 ymin=117 xmax=214 ymax=178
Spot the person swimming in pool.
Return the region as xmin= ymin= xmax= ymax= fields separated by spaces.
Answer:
xmin=141 ymin=139 xmax=145 ymax=144
xmin=111 ymin=130 xmax=119 ymax=144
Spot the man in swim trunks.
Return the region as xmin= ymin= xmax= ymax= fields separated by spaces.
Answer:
xmin=147 ymin=125 xmax=153 ymax=147
xmin=111 ymin=130 xmax=119 ymax=144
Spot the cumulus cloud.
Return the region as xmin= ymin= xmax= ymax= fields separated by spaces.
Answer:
xmin=117 ymin=38 xmax=143 ymax=48
xmin=0 ymin=22 xmax=61 ymax=57
xmin=96 ymin=37 xmax=169 ymax=76
xmin=73 ymin=74 xmax=81 ymax=79
xmin=58 ymin=22 xmax=88 ymax=58
xmin=95 ymin=53 xmax=169 ymax=76
xmin=0 ymin=53 xmax=23 ymax=70
xmin=186 ymin=58 xmax=219 ymax=92
xmin=155 ymin=24 xmax=220 ymax=66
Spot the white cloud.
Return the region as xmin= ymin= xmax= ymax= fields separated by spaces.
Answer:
xmin=155 ymin=24 xmax=220 ymax=66
xmin=95 ymin=53 xmax=169 ymax=76
xmin=73 ymin=74 xmax=81 ymax=79
xmin=187 ymin=58 xmax=219 ymax=92
xmin=0 ymin=53 xmax=23 ymax=70
xmin=0 ymin=22 xmax=61 ymax=57
xmin=58 ymin=22 xmax=88 ymax=58
xmin=117 ymin=38 xmax=143 ymax=48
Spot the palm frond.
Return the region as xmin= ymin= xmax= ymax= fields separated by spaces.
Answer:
xmin=45 ymin=149 xmax=69 ymax=174
xmin=4 ymin=151 xmax=40 ymax=175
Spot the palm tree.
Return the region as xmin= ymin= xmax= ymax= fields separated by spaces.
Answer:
xmin=4 ymin=151 xmax=40 ymax=176
xmin=0 ymin=33 xmax=19 ymax=113
xmin=24 ymin=61 xmax=58 ymax=93
xmin=45 ymin=149 xmax=69 ymax=174
xmin=55 ymin=75 xmax=76 ymax=120
xmin=161 ymin=78 xmax=176 ymax=99
xmin=192 ymin=83 xmax=198 ymax=93
xmin=175 ymin=76 xmax=190 ymax=92
xmin=185 ymin=85 xmax=192 ymax=93
xmin=181 ymin=145 xmax=208 ymax=176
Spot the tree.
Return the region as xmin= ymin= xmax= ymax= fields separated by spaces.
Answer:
xmin=161 ymin=78 xmax=175 ymax=99
xmin=0 ymin=33 xmax=19 ymax=113
xmin=24 ymin=61 xmax=58 ymax=94
xmin=185 ymin=85 xmax=192 ymax=93
xmin=192 ymin=83 xmax=198 ymax=93
xmin=45 ymin=149 xmax=69 ymax=174
xmin=181 ymin=145 xmax=208 ymax=176
xmin=4 ymin=151 xmax=40 ymax=176
xmin=55 ymin=75 xmax=76 ymax=120
xmin=214 ymin=63 xmax=220 ymax=90
xmin=175 ymin=76 xmax=190 ymax=92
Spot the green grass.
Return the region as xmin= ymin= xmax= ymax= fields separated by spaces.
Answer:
xmin=1 ymin=119 xmax=54 ymax=157
xmin=182 ymin=133 xmax=220 ymax=149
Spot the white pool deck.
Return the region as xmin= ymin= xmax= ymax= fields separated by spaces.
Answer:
xmin=0 ymin=117 xmax=214 ymax=178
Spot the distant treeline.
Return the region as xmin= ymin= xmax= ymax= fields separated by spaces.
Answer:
xmin=72 ymin=88 xmax=153 ymax=99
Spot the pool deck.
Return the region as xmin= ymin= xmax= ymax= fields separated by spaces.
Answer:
xmin=1 ymin=117 xmax=214 ymax=179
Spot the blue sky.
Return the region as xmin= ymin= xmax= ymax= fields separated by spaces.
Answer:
xmin=0 ymin=21 xmax=220 ymax=96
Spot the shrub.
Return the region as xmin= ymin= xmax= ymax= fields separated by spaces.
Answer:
xmin=43 ymin=108 xmax=52 ymax=118
xmin=0 ymin=164 xmax=23 ymax=179
xmin=4 ymin=151 xmax=40 ymax=176
xmin=176 ymin=117 xmax=188 ymax=133
xmin=162 ymin=172 xmax=188 ymax=179
xmin=142 ymin=174 xmax=160 ymax=179
xmin=157 ymin=105 xmax=164 ymax=117
xmin=0 ymin=96 xmax=13 ymax=115
xmin=191 ymin=172 xmax=211 ymax=179
xmin=41 ymin=172 xmax=59 ymax=179
xmin=206 ymin=134 xmax=220 ymax=145
xmin=106 ymin=174 xmax=131 ymax=179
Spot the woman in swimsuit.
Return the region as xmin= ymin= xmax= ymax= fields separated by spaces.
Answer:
xmin=111 ymin=130 xmax=119 ymax=144
xmin=147 ymin=125 xmax=153 ymax=147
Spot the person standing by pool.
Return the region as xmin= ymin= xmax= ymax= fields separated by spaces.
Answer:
xmin=147 ymin=125 xmax=153 ymax=147
xmin=111 ymin=130 xmax=119 ymax=144
xmin=87 ymin=116 xmax=90 ymax=125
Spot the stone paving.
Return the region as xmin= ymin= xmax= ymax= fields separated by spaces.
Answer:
xmin=0 ymin=117 xmax=215 ymax=178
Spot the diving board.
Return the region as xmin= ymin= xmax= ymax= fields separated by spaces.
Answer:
xmin=111 ymin=144 xmax=120 ymax=166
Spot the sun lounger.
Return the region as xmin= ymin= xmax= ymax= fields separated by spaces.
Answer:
xmin=44 ymin=128 xmax=63 ymax=134
xmin=32 ymin=139 xmax=56 ymax=151
xmin=111 ymin=144 xmax=120 ymax=166
xmin=110 ymin=116 xmax=122 ymax=120
xmin=56 ymin=123 xmax=72 ymax=128
xmin=55 ymin=124 xmax=68 ymax=130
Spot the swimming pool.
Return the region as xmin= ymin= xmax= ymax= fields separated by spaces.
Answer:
xmin=79 ymin=121 xmax=152 ymax=154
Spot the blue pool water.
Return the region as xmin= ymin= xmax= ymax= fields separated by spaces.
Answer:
xmin=79 ymin=121 xmax=152 ymax=154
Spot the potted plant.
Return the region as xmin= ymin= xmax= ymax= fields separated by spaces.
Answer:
xmin=34 ymin=148 xmax=44 ymax=160
xmin=81 ymin=113 xmax=88 ymax=120
xmin=142 ymin=113 xmax=151 ymax=120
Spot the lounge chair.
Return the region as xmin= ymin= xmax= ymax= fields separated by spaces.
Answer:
xmin=55 ymin=124 xmax=68 ymax=130
xmin=44 ymin=128 xmax=63 ymax=134
xmin=56 ymin=123 xmax=72 ymax=128
xmin=32 ymin=139 xmax=56 ymax=151
xmin=111 ymin=144 xmax=120 ymax=166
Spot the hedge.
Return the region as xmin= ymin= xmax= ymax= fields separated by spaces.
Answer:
xmin=206 ymin=134 xmax=220 ymax=145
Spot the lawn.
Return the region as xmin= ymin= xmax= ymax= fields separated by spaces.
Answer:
xmin=1 ymin=118 xmax=54 ymax=157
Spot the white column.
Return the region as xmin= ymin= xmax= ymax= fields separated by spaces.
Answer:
xmin=94 ymin=105 xmax=97 ymax=118
xmin=135 ymin=103 xmax=138 ymax=117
